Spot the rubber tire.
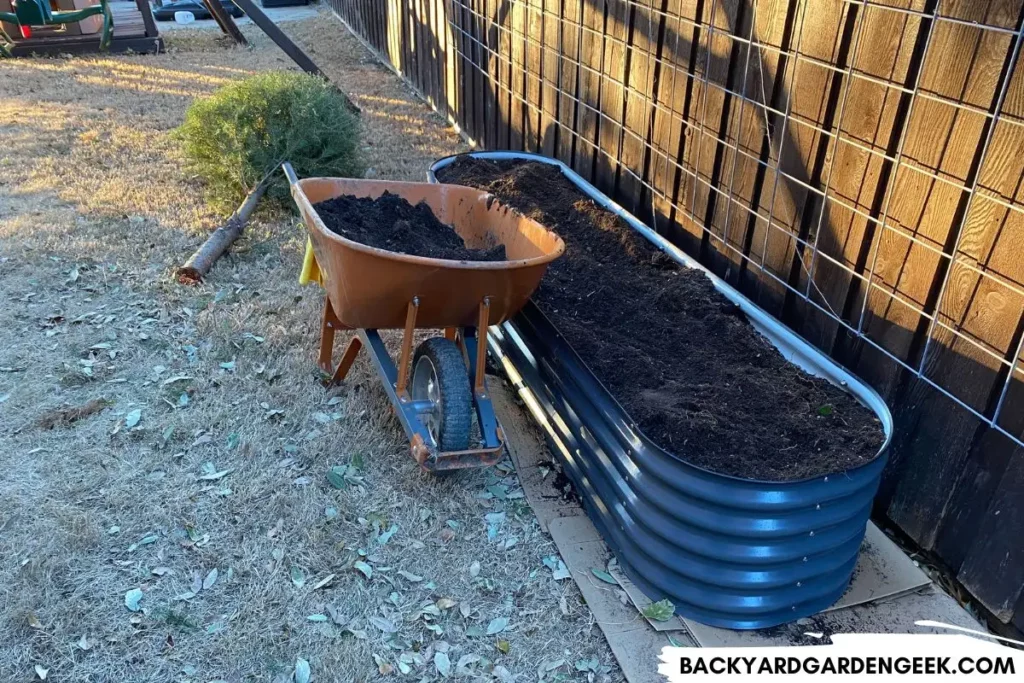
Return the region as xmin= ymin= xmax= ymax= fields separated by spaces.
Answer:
xmin=411 ymin=337 xmax=473 ymax=453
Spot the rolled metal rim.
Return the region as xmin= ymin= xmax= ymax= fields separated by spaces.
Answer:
xmin=411 ymin=355 xmax=442 ymax=446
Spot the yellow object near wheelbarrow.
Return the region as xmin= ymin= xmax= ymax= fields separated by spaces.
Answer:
xmin=299 ymin=237 xmax=324 ymax=287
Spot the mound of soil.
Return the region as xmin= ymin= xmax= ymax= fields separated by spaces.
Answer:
xmin=314 ymin=192 xmax=506 ymax=262
xmin=436 ymin=157 xmax=884 ymax=481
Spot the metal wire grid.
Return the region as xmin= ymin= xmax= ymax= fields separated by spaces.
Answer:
xmin=459 ymin=12 xmax=1019 ymax=284
xmin=445 ymin=1 xmax=1024 ymax=313
xmin=450 ymin=1 xmax=1024 ymax=211
xmin=393 ymin=0 xmax=1024 ymax=442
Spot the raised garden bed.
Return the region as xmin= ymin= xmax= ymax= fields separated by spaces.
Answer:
xmin=436 ymin=157 xmax=882 ymax=480
xmin=430 ymin=152 xmax=893 ymax=629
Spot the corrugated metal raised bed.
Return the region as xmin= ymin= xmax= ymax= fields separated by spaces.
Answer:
xmin=428 ymin=152 xmax=894 ymax=630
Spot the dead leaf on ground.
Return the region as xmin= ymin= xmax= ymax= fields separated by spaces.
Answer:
xmin=37 ymin=398 xmax=111 ymax=429
xmin=124 ymin=588 xmax=144 ymax=612
xmin=294 ymin=657 xmax=311 ymax=683
xmin=311 ymin=573 xmax=335 ymax=590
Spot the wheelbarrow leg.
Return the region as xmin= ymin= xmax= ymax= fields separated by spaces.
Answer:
xmin=319 ymin=298 xmax=361 ymax=385
xmin=318 ymin=298 xmax=341 ymax=375
xmin=330 ymin=337 xmax=363 ymax=385
xmin=473 ymin=298 xmax=490 ymax=394
xmin=395 ymin=297 xmax=420 ymax=398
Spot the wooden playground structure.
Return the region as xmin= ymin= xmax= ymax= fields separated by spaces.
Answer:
xmin=0 ymin=0 xmax=162 ymax=56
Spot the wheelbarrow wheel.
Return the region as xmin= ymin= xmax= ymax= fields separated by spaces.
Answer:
xmin=411 ymin=337 xmax=472 ymax=453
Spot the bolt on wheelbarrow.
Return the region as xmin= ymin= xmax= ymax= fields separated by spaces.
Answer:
xmin=286 ymin=164 xmax=564 ymax=473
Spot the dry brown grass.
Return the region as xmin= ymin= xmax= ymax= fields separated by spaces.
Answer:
xmin=0 ymin=12 xmax=620 ymax=682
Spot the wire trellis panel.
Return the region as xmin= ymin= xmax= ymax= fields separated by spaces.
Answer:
xmin=327 ymin=0 xmax=1024 ymax=626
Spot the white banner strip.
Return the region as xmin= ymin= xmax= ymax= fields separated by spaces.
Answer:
xmin=659 ymin=630 xmax=1024 ymax=682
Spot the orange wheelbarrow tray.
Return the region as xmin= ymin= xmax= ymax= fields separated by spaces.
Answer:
xmin=286 ymin=164 xmax=565 ymax=472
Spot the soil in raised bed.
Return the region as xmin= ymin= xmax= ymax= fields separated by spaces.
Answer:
xmin=436 ymin=158 xmax=885 ymax=481
xmin=314 ymin=192 xmax=506 ymax=262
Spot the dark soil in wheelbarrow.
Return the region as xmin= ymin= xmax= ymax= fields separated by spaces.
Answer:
xmin=436 ymin=158 xmax=885 ymax=481
xmin=315 ymin=192 xmax=506 ymax=262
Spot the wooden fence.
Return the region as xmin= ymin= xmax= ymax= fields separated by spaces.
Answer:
xmin=326 ymin=0 xmax=1024 ymax=629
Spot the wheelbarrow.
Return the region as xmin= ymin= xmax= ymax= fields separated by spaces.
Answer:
xmin=286 ymin=164 xmax=564 ymax=472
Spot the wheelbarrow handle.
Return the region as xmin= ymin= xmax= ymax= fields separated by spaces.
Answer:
xmin=282 ymin=162 xmax=299 ymax=188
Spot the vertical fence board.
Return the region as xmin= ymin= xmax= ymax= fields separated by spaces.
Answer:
xmin=663 ymin=0 xmax=707 ymax=253
xmin=936 ymin=345 xmax=1024 ymax=574
xmin=371 ymin=0 xmax=378 ymax=45
xmin=405 ymin=0 xmax=415 ymax=76
xmin=509 ymin=0 xmax=528 ymax=149
xmin=594 ymin=0 xmax=630 ymax=194
xmin=722 ymin=0 xmax=790 ymax=292
xmin=439 ymin=0 xmax=456 ymax=120
xmin=415 ymin=0 xmax=428 ymax=97
xmin=681 ymin=0 xmax=724 ymax=251
xmin=776 ymin=0 xmax=859 ymax=334
xmin=359 ymin=0 xmax=371 ymax=52
xmin=381 ymin=0 xmax=390 ymax=54
xmin=633 ymin=0 xmax=674 ymax=227
xmin=457 ymin=0 xmax=474 ymax=134
xmin=424 ymin=0 xmax=439 ymax=107
xmin=482 ymin=0 xmax=497 ymax=148
xmin=405 ymin=0 xmax=417 ymax=81
xmin=389 ymin=0 xmax=401 ymax=74
xmin=955 ymin=446 xmax=1024 ymax=621
xmin=540 ymin=0 xmax=561 ymax=156
xmin=697 ymin=0 xmax=747 ymax=279
xmin=710 ymin=0 xmax=764 ymax=282
xmin=615 ymin=0 xmax=655 ymax=213
xmin=574 ymin=0 xmax=606 ymax=180
xmin=349 ymin=0 xmax=361 ymax=48
xmin=749 ymin=0 xmax=847 ymax=321
xmin=556 ymin=0 xmax=584 ymax=164
xmin=524 ymin=0 xmax=545 ymax=152
xmin=647 ymin=0 xmax=685 ymax=234
xmin=735 ymin=0 xmax=796 ymax=300
xmin=498 ymin=0 xmax=514 ymax=148
xmin=474 ymin=0 xmax=488 ymax=142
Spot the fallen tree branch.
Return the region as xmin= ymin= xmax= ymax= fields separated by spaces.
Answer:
xmin=177 ymin=174 xmax=273 ymax=284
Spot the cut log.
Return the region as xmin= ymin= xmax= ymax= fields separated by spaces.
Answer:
xmin=177 ymin=176 xmax=271 ymax=284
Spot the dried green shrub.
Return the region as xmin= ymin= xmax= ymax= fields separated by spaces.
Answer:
xmin=176 ymin=71 xmax=364 ymax=211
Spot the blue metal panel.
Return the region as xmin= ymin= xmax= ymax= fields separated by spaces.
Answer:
xmin=428 ymin=152 xmax=893 ymax=630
